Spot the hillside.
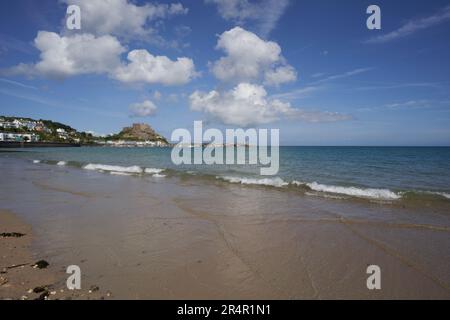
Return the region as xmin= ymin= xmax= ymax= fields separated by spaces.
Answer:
xmin=1 ymin=116 xmax=169 ymax=146
xmin=108 ymin=123 xmax=168 ymax=143
xmin=0 ymin=116 xmax=94 ymax=144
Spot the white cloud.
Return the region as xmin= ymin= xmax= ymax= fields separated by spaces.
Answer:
xmin=264 ymin=65 xmax=297 ymax=86
xmin=190 ymin=82 xmax=350 ymax=126
xmin=5 ymin=32 xmax=197 ymax=86
xmin=0 ymin=78 xmax=37 ymax=90
xmin=113 ymin=49 xmax=196 ymax=85
xmin=384 ymin=100 xmax=436 ymax=109
xmin=7 ymin=31 xmax=125 ymax=79
xmin=129 ymin=100 xmax=157 ymax=117
xmin=190 ymin=83 xmax=287 ymax=126
xmin=211 ymin=27 xmax=296 ymax=86
xmin=62 ymin=0 xmax=188 ymax=41
xmin=271 ymin=86 xmax=320 ymax=101
xmin=365 ymin=5 xmax=450 ymax=44
xmin=311 ymin=68 xmax=373 ymax=85
xmin=206 ymin=0 xmax=289 ymax=37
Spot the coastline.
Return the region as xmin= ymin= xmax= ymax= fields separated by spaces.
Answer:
xmin=1 ymin=156 xmax=449 ymax=299
xmin=0 ymin=142 xmax=81 ymax=148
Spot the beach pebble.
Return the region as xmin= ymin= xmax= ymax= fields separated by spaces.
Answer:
xmin=0 ymin=232 xmax=25 ymax=238
xmin=0 ymin=277 xmax=8 ymax=286
xmin=33 ymin=260 xmax=49 ymax=269
xmin=20 ymin=296 xmax=28 ymax=300
xmin=36 ymin=291 xmax=50 ymax=300
xmin=89 ymin=285 xmax=99 ymax=293
xmin=50 ymin=291 xmax=57 ymax=295
xmin=33 ymin=286 xmax=47 ymax=293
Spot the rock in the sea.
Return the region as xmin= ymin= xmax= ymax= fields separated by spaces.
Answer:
xmin=115 ymin=123 xmax=168 ymax=144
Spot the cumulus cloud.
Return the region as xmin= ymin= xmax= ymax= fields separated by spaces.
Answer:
xmin=129 ymin=100 xmax=157 ymax=117
xmin=62 ymin=0 xmax=188 ymax=41
xmin=264 ymin=65 xmax=297 ymax=86
xmin=206 ymin=0 xmax=289 ymax=37
xmin=113 ymin=49 xmax=196 ymax=85
xmin=211 ymin=27 xmax=296 ymax=86
xmin=5 ymin=32 xmax=197 ymax=85
xmin=6 ymin=31 xmax=125 ymax=79
xmin=190 ymin=83 xmax=350 ymax=126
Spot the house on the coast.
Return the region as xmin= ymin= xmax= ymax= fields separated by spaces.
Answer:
xmin=56 ymin=128 xmax=69 ymax=140
xmin=0 ymin=132 xmax=40 ymax=142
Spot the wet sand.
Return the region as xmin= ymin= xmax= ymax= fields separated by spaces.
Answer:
xmin=0 ymin=157 xmax=449 ymax=299
xmin=0 ymin=210 xmax=110 ymax=300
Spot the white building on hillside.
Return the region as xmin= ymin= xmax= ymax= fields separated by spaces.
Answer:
xmin=0 ymin=132 xmax=39 ymax=142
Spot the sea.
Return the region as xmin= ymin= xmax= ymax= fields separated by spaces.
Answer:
xmin=3 ymin=146 xmax=450 ymax=204
xmin=1 ymin=146 xmax=450 ymax=298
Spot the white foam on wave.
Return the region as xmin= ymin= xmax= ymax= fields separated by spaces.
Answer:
xmin=33 ymin=160 xmax=41 ymax=164
xmin=110 ymin=171 xmax=132 ymax=176
xmin=83 ymin=163 xmax=143 ymax=174
xmin=305 ymin=181 xmax=401 ymax=200
xmin=424 ymin=191 xmax=450 ymax=199
xmin=439 ymin=193 xmax=450 ymax=199
xmin=57 ymin=161 xmax=67 ymax=166
xmin=152 ymin=173 xmax=166 ymax=178
xmin=219 ymin=176 xmax=288 ymax=187
xmin=305 ymin=191 xmax=346 ymax=200
xmin=144 ymin=168 xmax=165 ymax=174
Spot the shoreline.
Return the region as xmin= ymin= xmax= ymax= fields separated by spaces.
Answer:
xmin=1 ymin=157 xmax=449 ymax=299
xmin=0 ymin=142 xmax=81 ymax=148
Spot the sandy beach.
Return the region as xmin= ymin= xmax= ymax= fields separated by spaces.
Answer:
xmin=1 ymin=157 xmax=449 ymax=299
xmin=0 ymin=209 xmax=112 ymax=300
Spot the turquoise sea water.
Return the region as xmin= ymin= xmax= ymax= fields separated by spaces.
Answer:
xmin=3 ymin=146 xmax=450 ymax=202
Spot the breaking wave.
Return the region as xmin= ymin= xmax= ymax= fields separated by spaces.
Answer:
xmin=83 ymin=163 xmax=143 ymax=174
xmin=144 ymin=168 xmax=165 ymax=174
xmin=36 ymin=160 xmax=449 ymax=203
xmin=293 ymin=181 xmax=401 ymax=200
xmin=110 ymin=171 xmax=133 ymax=176
xmin=216 ymin=176 xmax=403 ymax=200
xmin=425 ymin=191 xmax=450 ymax=199
xmin=152 ymin=173 xmax=166 ymax=178
xmin=218 ymin=176 xmax=288 ymax=187
xmin=82 ymin=163 xmax=166 ymax=177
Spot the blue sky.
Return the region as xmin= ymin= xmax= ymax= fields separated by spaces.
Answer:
xmin=0 ymin=0 xmax=449 ymax=145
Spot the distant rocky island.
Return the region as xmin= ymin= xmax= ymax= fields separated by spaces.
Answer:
xmin=101 ymin=123 xmax=169 ymax=147
xmin=0 ymin=116 xmax=169 ymax=147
